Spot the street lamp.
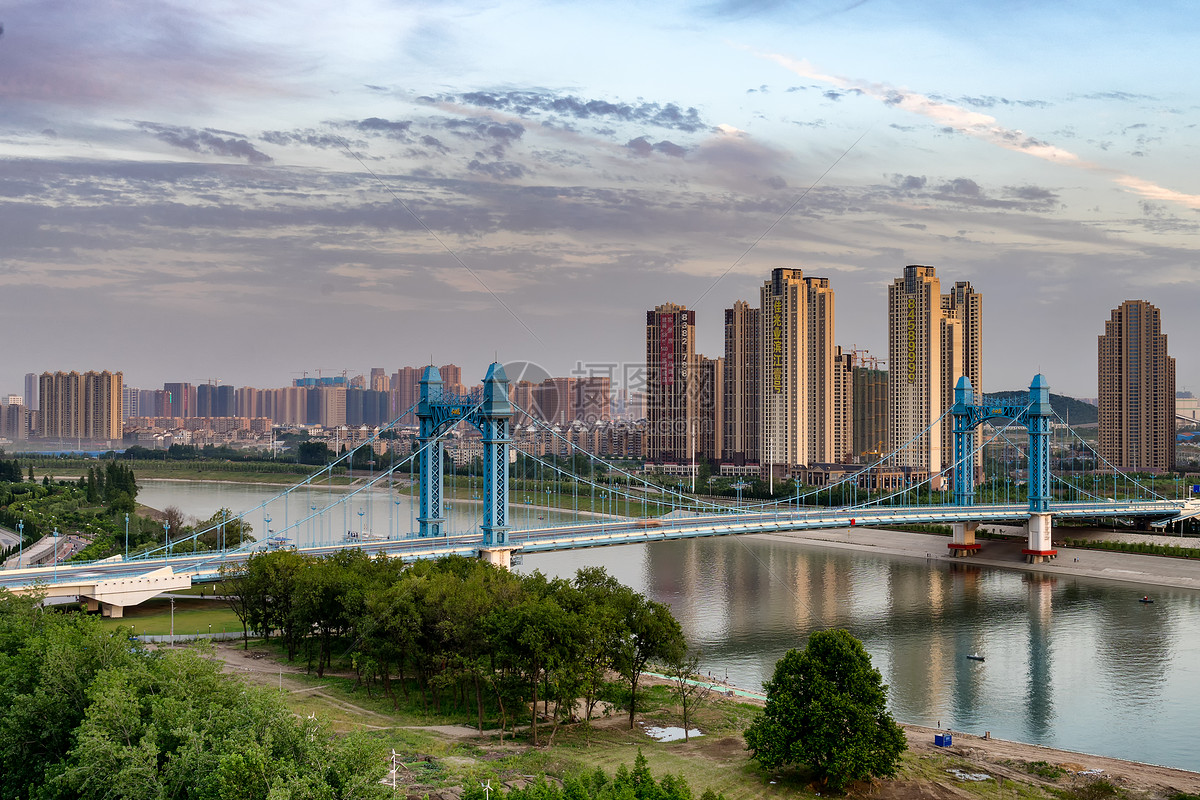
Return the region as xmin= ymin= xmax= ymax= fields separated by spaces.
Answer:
xmin=17 ymin=519 xmax=23 ymax=569
xmin=358 ymin=508 xmax=365 ymax=539
xmin=732 ymin=481 xmax=748 ymax=511
xmin=124 ymin=513 xmax=129 ymax=560
xmin=164 ymin=520 xmax=171 ymax=559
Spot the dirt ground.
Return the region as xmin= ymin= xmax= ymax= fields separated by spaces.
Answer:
xmin=202 ymin=642 xmax=1200 ymax=799
xmin=898 ymin=723 xmax=1200 ymax=799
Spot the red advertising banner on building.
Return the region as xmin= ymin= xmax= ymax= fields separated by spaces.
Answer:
xmin=659 ymin=315 xmax=675 ymax=386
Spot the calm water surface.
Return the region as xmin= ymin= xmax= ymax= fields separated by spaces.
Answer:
xmin=523 ymin=539 xmax=1200 ymax=772
xmin=141 ymin=480 xmax=1200 ymax=771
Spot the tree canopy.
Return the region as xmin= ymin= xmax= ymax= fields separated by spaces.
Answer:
xmin=220 ymin=554 xmax=686 ymax=742
xmin=0 ymin=589 xmax=385 ymax=800
xmin=744 ymin=628 xmax=906 ymax=792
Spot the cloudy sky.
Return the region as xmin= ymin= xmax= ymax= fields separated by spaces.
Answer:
xmin=2 ymin=0 xmax=1198 ymax=400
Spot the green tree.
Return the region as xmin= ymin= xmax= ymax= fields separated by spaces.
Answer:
xmin=744 ymin=628 xmax=906 ymax=792
xmin=666 ymin=648 xmax=712 ymax=742
xmin=297 ymin=441 xmax=331 ymax=466
xmin=197 ymin=508 xmax=252 ymax=550
xmin=569 ymin=567 xmax=628 ymax=739
xmin=0 ymin=459 xmax=21 ymax=483
xmin=612 ymin=592 xmax=685 ymax=730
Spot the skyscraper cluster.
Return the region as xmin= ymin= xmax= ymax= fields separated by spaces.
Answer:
xmin=645 ymin=265 xmax=982 ymax=481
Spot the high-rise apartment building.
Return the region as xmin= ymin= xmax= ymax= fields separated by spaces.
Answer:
xmin=833 ymin=347 xmax=854 ymax=463
xmin=345 ymin=388 xmax=390 ymax=426
xmin=196 ymin=383 xmax=236 ymax=417
xmin=24 ymin=373 xmax=38 ymax=412
xmin=370 ymin=367 xmax=389 ymax=393
xmin=439 ymin=364 xmax=464 ymax=396
xmin=534 ymin=377 xmax=575 ymax=425
xmin=574 ymin=376 xmax=612 ymax=424
xmin=317 ymin=387 xmax=347 ymax=428
xmin=1 ymin=403 xmax=29 ymax=441
xmin=266 ymin=386 xmax=308 ymax=425
xmin=851 ymin=351 xmax=888 ymax=462
xmin=139 ymin=389 xmax=166 ymax=419
xmin=215 ymin=385 xmax=236 ymax=417
xmin=646 ymin=303 xmax=698 ymax=462
xmin=510 ymin=380 xmax=537 ymax=424
xmin=723 ymin=300 xmax=760 ymax=465
xmin=38 ymin=370 xmax=123 ymax=441
xmin=235 ymin=386 xmax=261 ymax=418
xmin=1098 ymin=300 xmax=1175 ymax=471
xmin=197 ymin=383 xmax=215 ymax=418
xmin=163 ymin=383 xmax=196 ymax=418
xmin=122 ymin=386 xmax=139 ymax=421
xmin=940 ymin=281 xmax=983 ymax=469
xmin=392 ymin=366 xmax=422 ymax=425
xmin=887 ymin=266 xmax=982 ymax=475
xmin=697 ymin=355 xmax=724 ymax=462
xmin=760 ymin=268 xmax=839 ymax=474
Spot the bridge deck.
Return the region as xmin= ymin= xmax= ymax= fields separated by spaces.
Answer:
xmin=0 ymin=499 xmax=1186 ymax=593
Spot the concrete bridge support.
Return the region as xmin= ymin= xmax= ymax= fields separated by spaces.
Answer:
xmin=1023 ymin=513 xmax=1057 ymax=563
xmin=83 ymin=598 xmax=127 ymax=618
xmin=948 ymin=521 xmax=981 ymax=557
xmin=478 ymin=546 xmax=521 ymax=570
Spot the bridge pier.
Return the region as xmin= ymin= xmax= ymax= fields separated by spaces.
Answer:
xmin=478 ymin=546 xmax=521 ymax=570
xmin=948 ymin=521 xmax=981 ymax=557
xmin=86 ymin=598 xmax=125 ymax=618
xmin=1023 ymin=513 xmax=1057 ymax=563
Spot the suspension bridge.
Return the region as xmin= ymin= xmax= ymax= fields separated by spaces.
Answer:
xmin=2 ymin=363 xmax=1195 ymax=617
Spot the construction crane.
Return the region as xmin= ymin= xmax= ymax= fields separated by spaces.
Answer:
xmin=862 ymin=441 xmax=883 ymax=460
xmin=861 ymin=441 xmax=885 ymax=492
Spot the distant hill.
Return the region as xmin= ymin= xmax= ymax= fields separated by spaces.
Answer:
xmin=983 ymin=391 xmax=1098 ymax=425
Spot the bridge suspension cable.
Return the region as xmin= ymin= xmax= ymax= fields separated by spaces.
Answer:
xmin=131 ymin=397 xmax=460 ymax=559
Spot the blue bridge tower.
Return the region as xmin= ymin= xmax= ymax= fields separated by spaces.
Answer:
xmin=415 ymin=362 xmax=517 ymax=564
xmin=950 ymin=373 xmax=1058 ymax=562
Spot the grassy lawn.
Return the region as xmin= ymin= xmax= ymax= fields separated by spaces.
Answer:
xmin=186 ymin=641 xmax=1066 ymax=800
xmin=35 ymin=462 xmax=352 ymax=486
xmin=98 ymin=597 xmax=242 ymax=636
xmin=137 ymin=468 xmax=353 ymax=485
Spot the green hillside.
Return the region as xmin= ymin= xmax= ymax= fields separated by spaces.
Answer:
xmin=984 ymin=391 xmax=1098 ymax=425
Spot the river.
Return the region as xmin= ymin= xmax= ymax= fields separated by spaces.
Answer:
xmin=138 ymin=479 xmax=1200 ymax=772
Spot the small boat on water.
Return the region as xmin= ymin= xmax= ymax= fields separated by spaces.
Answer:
xmin=966 ymin=653 xmax=985 ymax=662
xmin=1139 ymin=596 xmax=1154 ymax=604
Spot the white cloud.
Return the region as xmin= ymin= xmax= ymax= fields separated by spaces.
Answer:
xmin=761 ymin=52 xmax=1200 ymax=213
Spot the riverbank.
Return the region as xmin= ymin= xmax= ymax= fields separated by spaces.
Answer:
xmin=756 ymin=525 xmax=1200 ymax=592
xmin=635 ymin=670 xmax=1200 ymax=797
xmin=205 ymin=639 xmax=1200 ymax=799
